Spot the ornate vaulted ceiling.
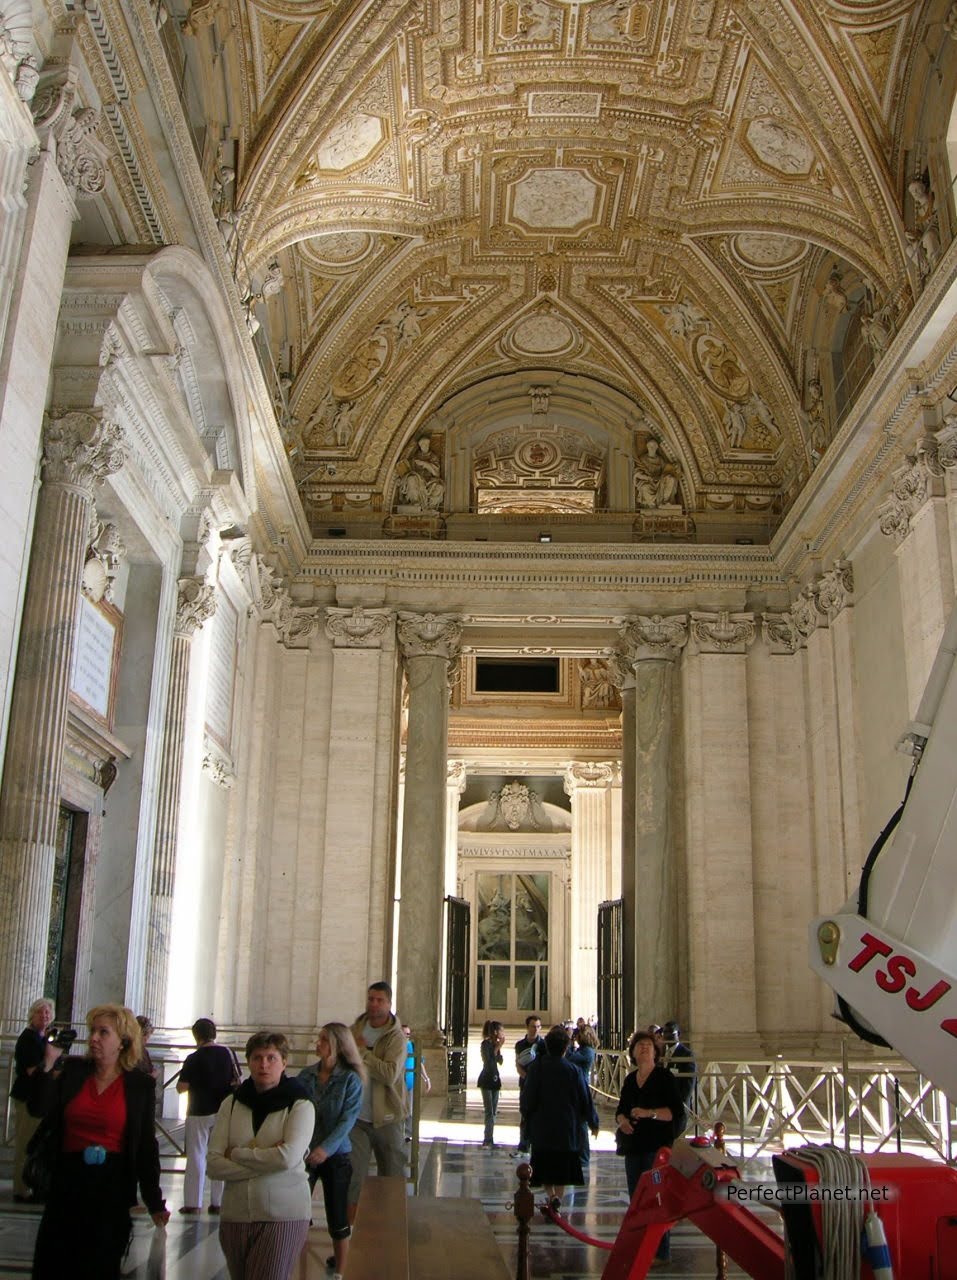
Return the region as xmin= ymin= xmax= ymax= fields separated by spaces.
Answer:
xmin=185 ymin=0 xmax=950 ymax=540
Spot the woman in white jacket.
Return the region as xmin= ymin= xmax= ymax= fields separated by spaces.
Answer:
xmin=208 ymin=1032 xmax=313 ymax=1280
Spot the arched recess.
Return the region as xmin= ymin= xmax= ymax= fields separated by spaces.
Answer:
xmin=387 ymin=370 xmax=696 ymax=518
xmin=144 ymin=246 xmax=257 ymax=510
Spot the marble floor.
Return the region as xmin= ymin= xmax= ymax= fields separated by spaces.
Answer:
xmin=0 ymin=1086 xmax=774 ymax=1278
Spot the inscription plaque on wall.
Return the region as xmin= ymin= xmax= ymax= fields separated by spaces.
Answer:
xmin=69 ymin=595 xmax=122 ymax=726
xmin=205 ymin=592 xmax=237 ymax=749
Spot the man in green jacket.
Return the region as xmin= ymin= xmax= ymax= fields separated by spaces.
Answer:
xmin=347 ymin=981 xmax=407 ymax=1221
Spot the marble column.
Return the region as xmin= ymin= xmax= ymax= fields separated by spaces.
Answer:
xmin=682 ymin=611 xmax=758 ymax=1039
xmin=619 ymin=615 xmax=687 ymax=1033
xmin=607 ymin=651 xmax=636 ymax=1041
xmin=563 ymin=761 xmax=617 ymax=1022
xmin=142 ymin=577 xmax=216 ymax=1024
xmin=396 ymin=612 xmax=461 ymax=1083
xmin=0 ymin=411 xmax=126 ymax=1018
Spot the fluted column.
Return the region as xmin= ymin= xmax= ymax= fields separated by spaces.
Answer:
xmin=563 ymin=761 xmax=617 ymax=1022
xmin=141 ymin=578 xmax=216 ymax=1024
xmin=0 ymin=411 xmax=126 ymax=1017
xmin=607 ymin=651 xmax=636 ymax=1040
xmin=396 ymin=612 xmax=461 ymax=1080
xmin=619 ymin=614 xmax=687 ymax=1032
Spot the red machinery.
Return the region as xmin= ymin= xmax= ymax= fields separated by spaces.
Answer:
xmin=601 ymin=1140 xmax=957 ymax=1280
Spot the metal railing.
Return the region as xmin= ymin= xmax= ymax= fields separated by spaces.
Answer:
xmin=593 ymin=1048 xmax=957 ymax=1163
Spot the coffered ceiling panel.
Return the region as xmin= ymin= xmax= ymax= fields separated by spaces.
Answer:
xmin=196 ymin=0 xmax=940 ymax=536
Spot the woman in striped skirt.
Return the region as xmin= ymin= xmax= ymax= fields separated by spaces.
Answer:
xmin=207 ymin=1032 xmax=313 ymax=1280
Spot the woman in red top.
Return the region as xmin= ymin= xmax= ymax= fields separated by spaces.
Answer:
xmin=28 ymin=1003 xmax=169 ymax=1279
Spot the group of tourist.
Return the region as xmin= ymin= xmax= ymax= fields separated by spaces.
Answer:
xmin=11 ymin=989 xmax=697 ymax=1278
xmin=10 ymin=982 xmax=407 ymax=1280
xmin=479 ymin=1011 xmax=695 ymax=1265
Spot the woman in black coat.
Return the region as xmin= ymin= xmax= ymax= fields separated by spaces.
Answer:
xmin=28 ymin=1003 xmax=169 ymax=1280
xmin=520 ymin=1024 xmax=591 ymax=1211
xmin=615 ymin=1029 xmax=683 ymax=1263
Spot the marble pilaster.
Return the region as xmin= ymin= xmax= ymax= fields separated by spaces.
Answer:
xmin=619 ymin=615 xmax=687 ymax=1033
xmin=682 ymin=612 xmax=757 ymax=1037
xmin=0 ymin=151 xmax=76 ymax=777
xmin=141 ymin=577 xmax=216 ymax=1024
xmin=607 ymin=650 xmax=636 ymax=1038
xmin=396 ymin=612 xmax=461 ymax=1081
xmin=445 ymin=761 xmax=467 ymax=899
xmin=878 ymin=439 xmax=954 ymax=714
xmin=317 ymin=606 xmax=397 ymax=1018
xmin=0 ymin=411 xmax=126 ymax=1017
xmin=563 ymin=761 xmax=617 ymax=1022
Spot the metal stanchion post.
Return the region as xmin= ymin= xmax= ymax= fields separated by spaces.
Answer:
xmin=712 ymin=1123 xmax=727 ymax=1279
xmin=512 ymin=1161 xmax=535 ymax=1280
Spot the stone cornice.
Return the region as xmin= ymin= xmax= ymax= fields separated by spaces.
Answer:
xmin=300 ymin=541 xmax=784 ymax=598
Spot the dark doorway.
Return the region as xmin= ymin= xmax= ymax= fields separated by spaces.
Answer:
xmin=45 ymin=804 xmax=88 ymax=1019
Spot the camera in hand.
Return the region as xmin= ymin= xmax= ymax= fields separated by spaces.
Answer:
xmin=46 ymin=1026 xmax=77 ymax=1050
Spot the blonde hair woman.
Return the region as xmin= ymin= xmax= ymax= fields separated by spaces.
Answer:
xmin=28 ymin=1003 xmax=169 ymax=1278
xmin=297 ymin=1023 xmax=366 ymax=1280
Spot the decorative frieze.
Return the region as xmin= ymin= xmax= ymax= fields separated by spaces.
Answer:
xmin=689 ymin=610 xmax=756 ymax=654
xmin=324 ymin=605 xmax=394 ymax=648
xmin=618 ymin=613 xmax=689 ymax=662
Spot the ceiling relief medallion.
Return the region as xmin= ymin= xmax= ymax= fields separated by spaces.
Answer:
xmin=509 ymin=168 xmax=602 ymax=234
xmin=504 ymin=305 xmax=583 ymax=358
xmin=730 ymin=234 xmax=807 ymax=272
xmin=527 ymin=91 xmax=602 ymax=118
xmin=316 ymin=112 xmax=388 ymax=175
xmin=744 ymin=117 xmax=815 ymax=178
xmin=583 ymin=0 xmax=653 ymax=45
xmin=299 ymin=232 xmax=377 ymax=271
xmin=495 ymin=0 xmax=563 ymax=48
xmin=330 ymin=297 xmax=439 ymax=401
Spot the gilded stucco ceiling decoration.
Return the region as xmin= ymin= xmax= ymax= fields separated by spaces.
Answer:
xmin=212 ymin=0 xmax=932 ymax=536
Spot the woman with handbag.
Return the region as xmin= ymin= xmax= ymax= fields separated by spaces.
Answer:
xmin=207 ymin=1031 xmax=313 ymax=1280
xmin=27 ymin=1003 xmax=169 ymax=1279
xmin=614 ymin=1029 xmax=683 ymax=1264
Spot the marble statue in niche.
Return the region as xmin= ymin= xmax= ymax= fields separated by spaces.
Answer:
xmin=395 ymin=434 xmax=445 ymax=512
xmin=634 ymin=435 xmax=680 ymax=508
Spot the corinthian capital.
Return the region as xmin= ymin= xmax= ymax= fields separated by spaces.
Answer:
xmin=689 ymin=610 xmax=755 ymax=654
xmin=761 ymin=612 xmax=801 ymax=655
xmin=397 ymin=611 xmax=462 ymax=661
xmin=936 ymin=416 xmax=957 ymax=471
xmin=32 ymin=74 xmax=108 ymax=197
xmin=324 ymin=605 xmax=394 ymax=649
xmin=563 ymin=761 xmax=618 ymax=794
xmin=816 ymin=559 xmax=854 ymax=620
xmin=42 ymin=410 xmax=127 ymax=495
xmin=878 ymin=441 xmax=944 ymax=542
xmin=791 ymin=584 xmax=825 ymax=638
xmin=618 ymin=613 xmax=688 ymax=662
xmin=175 ymin=577 xmax=216 ymax=637
xmin=605 ymin=649 xmax=635 ymax=690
